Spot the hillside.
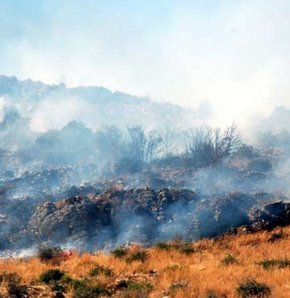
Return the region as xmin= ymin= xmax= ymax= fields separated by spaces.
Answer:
xmin=0 ymin=226 xmax=289 ymax=297
xmin=0 ymin=75 xmax=199 ymax=131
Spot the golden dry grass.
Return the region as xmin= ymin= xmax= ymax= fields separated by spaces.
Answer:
xmin=1 ymin=226 xmax=290 ymax=297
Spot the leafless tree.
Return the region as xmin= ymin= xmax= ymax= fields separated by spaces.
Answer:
xmin=127 ymin=126 xmax=162 ymax=163
xmin=184 ymin=124 xmax=241 ymax=167
xmin=145 ymin=130 xmax=162 ymax=162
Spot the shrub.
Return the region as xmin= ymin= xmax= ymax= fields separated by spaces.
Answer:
xmin=111 ymin=246 xmax=128 ymax=258
xmin=268 ymin=232 xmax=283 ymax=242
xmin=116 ymin=279 xmax=153 ymax=293
xmin=63 ymin=276 xmax=87 ymax=291
xmin=126 ymin=250 xmax=148 ymax=263
xmin=206 ymin=289 xmax=219 ymax=298
xmin=73 ymin=285 xmax=111 ymax=298
xmin=184 ymin=125 xmax=241 ymax=168
xmin=155 ymin=241 xmax=196 ymax=255
xmin=221 ymin=254 xmax=237 ymax=265
xmin=90 ymin=265 xmax=113 ymax=277
xmin=236 ymin=279 xmax=270 ymax=297
xmin=169 ymin=282 xmax=187 ymax=291
xmin=258 ymin=259 xmax=290 ymax=270
xmin=179 ymin=244 xmax=195 ymax=255
xmin=7 ymin=283 xmax=28 ymax=298
xmin=155 ymin=242 xmax=172 ymax=250
xmin=61 ymin=274 xmax=74 ymax=284
xmin=40 ymin=269 xmax=65 ymax=284
xmin=38 ymin=246 xmax=63 ymax=264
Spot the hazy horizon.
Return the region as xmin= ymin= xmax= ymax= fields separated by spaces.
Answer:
xmin=1 ymin=1 xmax=290 ymax=127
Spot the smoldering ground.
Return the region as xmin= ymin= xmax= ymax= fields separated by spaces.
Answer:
xmin=0 ymin=76 xmax=290 ymax=252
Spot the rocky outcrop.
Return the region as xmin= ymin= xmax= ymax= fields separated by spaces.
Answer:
xmin=0 ymin=186 xmax=289 ymax=251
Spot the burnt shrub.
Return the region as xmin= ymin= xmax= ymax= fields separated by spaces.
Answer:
xmin=38 ymin=246 xmax=63 ymax=264
xmin=236 ymin=279 xmax=271 ymax=297
xmin=40 ymin=269 xmax=65 ymax=284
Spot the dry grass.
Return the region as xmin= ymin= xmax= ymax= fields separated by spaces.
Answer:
xmin=1 ymin=227 xmax=290 ymax=297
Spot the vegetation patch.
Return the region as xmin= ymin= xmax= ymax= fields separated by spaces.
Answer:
xmin=89 ymin=264 xmax=113 ymax=277
xmin=0 ymin=272 xmax=21 ymax=284
xmin=258 ymin=259 xmax=290 ymax=270
xmin=7 ymin=282 xmax=28 ymax=298
xmin=40 ymin=269 xmax=65 ymax=284
xmin=38 ymin=246 xmax=63 ymax=264
xmin=126 ymin=250 xmax=148 ymax=263
xmin=236 ymin=279 xmax=271 ymax=297
xmin=179 ymin=244 xmax=195 ymax=255
xmin=155 ymin=241 xmax=196 ymax=255
xmin=169 ymin=282 xmax=187 ymax=291
xmin=155 ymin=242 xmax=172 ymax=250
xmin=111 ymin=246 xmax=128 ymax=258
xmin=116 ymin=279 xmax=153 ymax=294
xmin=61 ymin=275 xmax=87 ymax=291
xmin=221 ymin=254 xmax=238 ymax=265
xmin=268 ymin=232 xmax=284 ymax=242
xmin=73 ymin=285 xmax=111 ymax=298
xmin=206 ymin=289 xmax=219 ymax=298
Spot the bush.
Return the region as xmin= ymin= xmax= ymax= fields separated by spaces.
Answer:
xmin=7 ymin=283 xmax=28 ymax=298
xmin=155 ymin=242 xmax=172 ymax=250
xmin=268 ymin=232 xmax=283 ymax=242
xmin=126 ymin=250 xmax=148 ymax=263
xmin=221 ymin=254 xmax=237 ymax=265
xmin=184 ymin=125 xmax=241 ymax=168
xmin=236 ymin=279 xmax=271 ymax=297
xmin=40 ymin=269 xmax=65 ymax=284
xmin=206 ymin=289 xmax=219 ymax=298
xmin=73 ymin=285 xmax=111 ymax=298
xmin=0 ymin=272 xmax=26 ymax=298
xmin=116 ymin=279 xmax=153 ymax=293
xmin=258 ymin=259 xmax=290 ymax=270
xmin=90 ymin=265 xmax=113 ymax=277
xmin=62 ymin=275 xmax=87 ymax=291
xmin=179 ymin=244 xmax=195 ymax=255
xmin=155 ymin=242 xmax=195 ymax=255
xmin=169 ymin=282 xmax=187 ymax=291
xmin=111 ymin=246 xmax=128 ymax=258
xmin=38 ymin=246 xmax=63 ymax=264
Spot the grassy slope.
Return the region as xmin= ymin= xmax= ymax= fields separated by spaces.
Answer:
xmin=1 ymin=226 xmax=290 ymax=297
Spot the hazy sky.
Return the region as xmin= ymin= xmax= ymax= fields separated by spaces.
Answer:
xmin=1 ymin=0 xmax=290 ymax=125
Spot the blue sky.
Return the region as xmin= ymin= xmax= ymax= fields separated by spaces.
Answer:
xmin=1 ymin=1 xmax=290 ymax=125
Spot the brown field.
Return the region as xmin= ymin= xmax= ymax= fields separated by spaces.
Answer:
xmin=1 ymin=226 xmax=290 ymax=297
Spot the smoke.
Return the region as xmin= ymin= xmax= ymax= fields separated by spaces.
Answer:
xmin=1 ymin=0 xmax=290 ymax=251
xmin=1 ymin=1 xmax=290 ymax=127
